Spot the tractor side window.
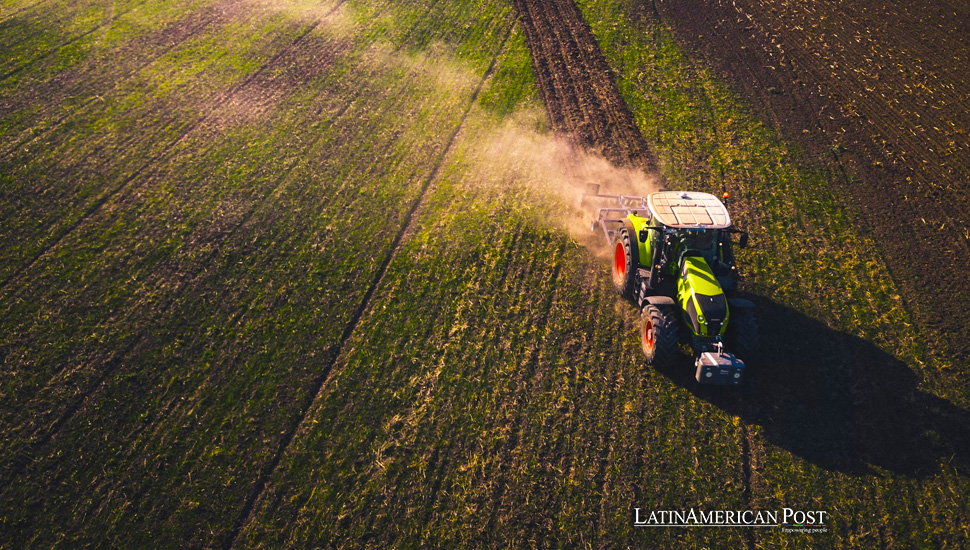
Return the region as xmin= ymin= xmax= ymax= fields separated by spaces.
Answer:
xmin=718 ymin=232 xmax=735 ymax=265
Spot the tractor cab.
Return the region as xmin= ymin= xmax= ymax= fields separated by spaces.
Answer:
xmin=645 ymin=191 xmax=739 ymax=285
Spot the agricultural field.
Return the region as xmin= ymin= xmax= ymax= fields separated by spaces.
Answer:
xmin=572 ymin=0 xmax=970 ymax=546
xmin=0 ymin=0 xmax=967 ymax=549
xmin=650 ymin=0 xmax=970 ymax=369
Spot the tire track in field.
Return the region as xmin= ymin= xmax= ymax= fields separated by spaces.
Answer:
xmin=221 ymin=24 xmax=516 ymax=550
xmin=513 ymin=0 xmax=656 ymax=172
xmin=591 ymin=353 xmax=619 ymax=539
xmin=739 ymin=423 xmax=756 ymax=550
xmin=0 ymin=0 xmax=153 ymax=81
xmin=691 ymin=67 xmax=760 ymax=547
xmin=0 ymin=12 xmax=328 ymax=293
xmin=0 ymin=2 xmax=352 ymax=484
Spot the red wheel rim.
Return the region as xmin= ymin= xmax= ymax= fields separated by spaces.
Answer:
xmin=643 ymin=318 xmax=655 ymax=351
xmin=614 ymin=242 xmax=626 ymax=280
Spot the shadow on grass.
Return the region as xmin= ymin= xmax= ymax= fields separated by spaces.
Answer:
xmin=653 ymin=295 xmax=970 ymax=478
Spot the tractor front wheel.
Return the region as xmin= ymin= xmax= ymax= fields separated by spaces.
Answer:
xmin=612 ymin=228 xmax=637 ymax=299
xmin=641 ymin=305 xmax=679 ymax=369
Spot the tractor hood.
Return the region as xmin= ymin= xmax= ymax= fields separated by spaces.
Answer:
xmin=677 ymin=256 xmax=729 ymax=337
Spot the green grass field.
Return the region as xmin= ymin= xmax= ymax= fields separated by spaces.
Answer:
xmin=1 ymin=0 xmax=968 ymax=547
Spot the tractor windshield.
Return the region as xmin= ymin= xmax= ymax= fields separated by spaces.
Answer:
xmin=679 ymin=229 xmax=715 ymax=253
xmin=676 ymin=229 xmax=720 ymax=266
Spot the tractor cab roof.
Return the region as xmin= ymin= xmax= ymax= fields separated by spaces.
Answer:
xmin=647 ymin=191 xmax=732 ymax=229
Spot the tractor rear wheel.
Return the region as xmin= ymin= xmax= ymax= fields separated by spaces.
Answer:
xmin=729 ymin=307 xmax=760 ymax=363
xmin=612 ymin=228 xmax=637 ymax=299
xmin=641 ymin=305 xmax=679 ymax=369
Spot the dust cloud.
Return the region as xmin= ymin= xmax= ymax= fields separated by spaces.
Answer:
xmin=467 ymin=107 xmax=662 ymax=256
xmin=236 ymin=0 xmax=662 ymax=256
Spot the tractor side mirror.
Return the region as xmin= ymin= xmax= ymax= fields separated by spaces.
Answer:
xmin=738 ymin=233 xmax=749 ymax=249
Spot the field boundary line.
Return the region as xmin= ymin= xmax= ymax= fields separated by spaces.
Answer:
xmin=220 ymin=22 xmax=516 ymax=550
xmin=0 ymin=12 xmax=331 ymax=293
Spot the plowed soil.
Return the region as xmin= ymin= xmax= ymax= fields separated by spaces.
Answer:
xmin=653 ymin=0 xmax=970 ymax=363
xmin=513 ymin=0 xmax=655 ymax=170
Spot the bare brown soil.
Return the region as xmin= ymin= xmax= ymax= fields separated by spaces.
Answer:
xmin=513 ymin=0 xmax=657 ymax=171
xmin=653 ymin=0 xmax=970 ymax=363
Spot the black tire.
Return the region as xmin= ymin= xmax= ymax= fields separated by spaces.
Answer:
xmin=641 ymin=305 xmax=680 ymax=369
xmin=612 ymin=227 xmax=637 ymax=299
xmin=729 ymin=307 xmax=760 ymax=363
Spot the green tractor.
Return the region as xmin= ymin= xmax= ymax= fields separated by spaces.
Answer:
xmin=582 ymin=185 xmax=759 ymax=385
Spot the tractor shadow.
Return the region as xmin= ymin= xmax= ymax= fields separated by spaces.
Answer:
xmin=653 ymin=296 xmax=970 ymax=478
